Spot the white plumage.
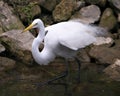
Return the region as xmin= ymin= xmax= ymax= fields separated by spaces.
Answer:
xmin=23 ymin=19 xmax=107 ymax=65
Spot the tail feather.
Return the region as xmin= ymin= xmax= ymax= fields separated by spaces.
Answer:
xmin=88 ymin=25 xmax=110 ymax=37
xmin=95 ymin=27 xmax=109 ymax=37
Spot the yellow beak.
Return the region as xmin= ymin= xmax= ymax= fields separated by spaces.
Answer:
xmin=23 ymin=24 xmax=34 ymax=32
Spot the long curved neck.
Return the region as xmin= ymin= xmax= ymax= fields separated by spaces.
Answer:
xmin=32 ymin=22 xmax=45 ymax=64
xmin=32 ymin=22 xmax=55 ymax=65
xmin=37 ymin=22 xmax=45 ymax=40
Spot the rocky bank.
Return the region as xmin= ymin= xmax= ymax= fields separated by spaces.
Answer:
xmin=0 ymin=0 xmax=120 ymax=82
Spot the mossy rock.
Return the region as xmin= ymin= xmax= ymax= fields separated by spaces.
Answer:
xmin=16 ymin=2 xmax=41 ymax=24
xmin=0 ymin=30 xmax=34 ymax=65
xmin=99 ymin=8 xmax=117 ymax=30
xmin=53 ymin=0 xmax=76 ymax=22
xmin=0 ymin=1 xmax=24 ymax=32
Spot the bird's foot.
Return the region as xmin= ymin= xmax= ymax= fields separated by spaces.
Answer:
xmin=35 ymin=71 xmax=68 ymax=87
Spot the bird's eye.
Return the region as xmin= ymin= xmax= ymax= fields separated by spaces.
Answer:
xmin=35 ymin=23 xmax=38 ymax=25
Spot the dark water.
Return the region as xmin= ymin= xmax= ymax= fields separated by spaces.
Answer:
xmin=1 ymin=81 xmax=119 ymax=96
xmin=0 ymin=62 xmax=120 ymax=96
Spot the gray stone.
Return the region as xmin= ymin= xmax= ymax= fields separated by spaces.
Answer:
xmin=103 ymin=59 xmax=120 ymax=81
xmin=77 ymin=49 xmax=91 ymax=63
xmin=74 ymin=0 xmax=85 ymax=11
xmin=0 ymin=1 xmax=24 ymax=32
xmin=108 ymin=0 xmax=120 ymax=11
xmin=0 ymin=22 xmax=4 ymax=34
xmin=0 ymin=44 xmax=5 ymax=53
xmin=71 ymin=5 xmax=101 ymax=24
xmin=0 ymin=30 xmax=34 ymax=65
xmin=89 ymin=45 xmax=120 ymax=65
xmin=93 ymin=37 xmax=114 ymax=46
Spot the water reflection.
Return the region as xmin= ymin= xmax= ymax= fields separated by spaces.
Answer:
xmin=0 ymin=61 xmax=120 ymax=96
xmin=0 ymin=76 xmax=120 ymax=96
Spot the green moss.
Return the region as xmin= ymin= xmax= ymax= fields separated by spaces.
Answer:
xmin=8 ymin=23 xmax=19 ymax=30
xmin=9 ymin=0 xmax=38 ymax=24
xmin=100 ymin=8 xmax=117 ymax=30
xmin=17 ymin=2 xmax=38 ymax=23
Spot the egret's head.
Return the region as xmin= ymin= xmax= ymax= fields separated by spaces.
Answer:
xmin=23 ymin=19 xmax=43 ymax=32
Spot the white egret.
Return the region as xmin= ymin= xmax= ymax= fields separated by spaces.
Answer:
xmin=23 ymin=19 xmax=107 ymax=84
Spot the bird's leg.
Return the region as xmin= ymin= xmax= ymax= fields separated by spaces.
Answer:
xmin=35 ymin=59 xmax=69 ymax=87
xmin=48 ymin=59 xmax=71 ymax=96
xmin=75 ymin=57 xmax=81 ymax=83
xmin=48 ymin=59 xmax=69 ymax=84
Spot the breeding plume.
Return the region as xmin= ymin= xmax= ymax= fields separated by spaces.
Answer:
xmin=23 ymin=19 xmax=107 ymax=84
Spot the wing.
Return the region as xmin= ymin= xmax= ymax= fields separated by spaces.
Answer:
xmin=45 ymin=21 xmax=97 ymax=50
xmin=59 ymin=30 xmax=96 ymax=50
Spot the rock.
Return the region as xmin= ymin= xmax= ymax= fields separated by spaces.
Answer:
xmin=53 ymin=0 xmax=76 ymax=22
xmin=74 ymin=0 xmax=85 ymax=11
xmin=0 ymin=30 xmax=34 ymax=65
xmin=31 ymin=5 xmax=41 ymax=17
xmin=103 ymin=59 xmax=120 ymax=81
xmin=71 ymin=5 xmax=101 ymax=24
xmin=0 ymin=1 xmax=24 ymax=32
xmin=0 ymin=44 xmax=5 ymax=53
xmin=3 ymin=0 xmax=30 ymax=5
xmin=0 ymin=56 xmax=16 ymax=72
xmin=113 ymin=39 xmax=120 ymax=50
xmin=108 ymin=0 xmax=120 ymax=11
xmin=38 ymin=0 xmax=57 ymax=12
xmin=16 ymin=3 xmax=41 ymax=23
xmin=118 ymin=13 xmax=120 ymax=22
xmin=3 ymin=0 xmax=41 ymax=23
xmin=89 ymin=45 xmax=120 ymax=65
xmin=77 ymin=49 xmax=91 ymax=63
xmin=93 ymin=37 xmax=114 ymax=46
xmin=0 ymin=22 xmax=4 ymax=34
xmin=99 ymin=8 xmax=117 ymax=30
